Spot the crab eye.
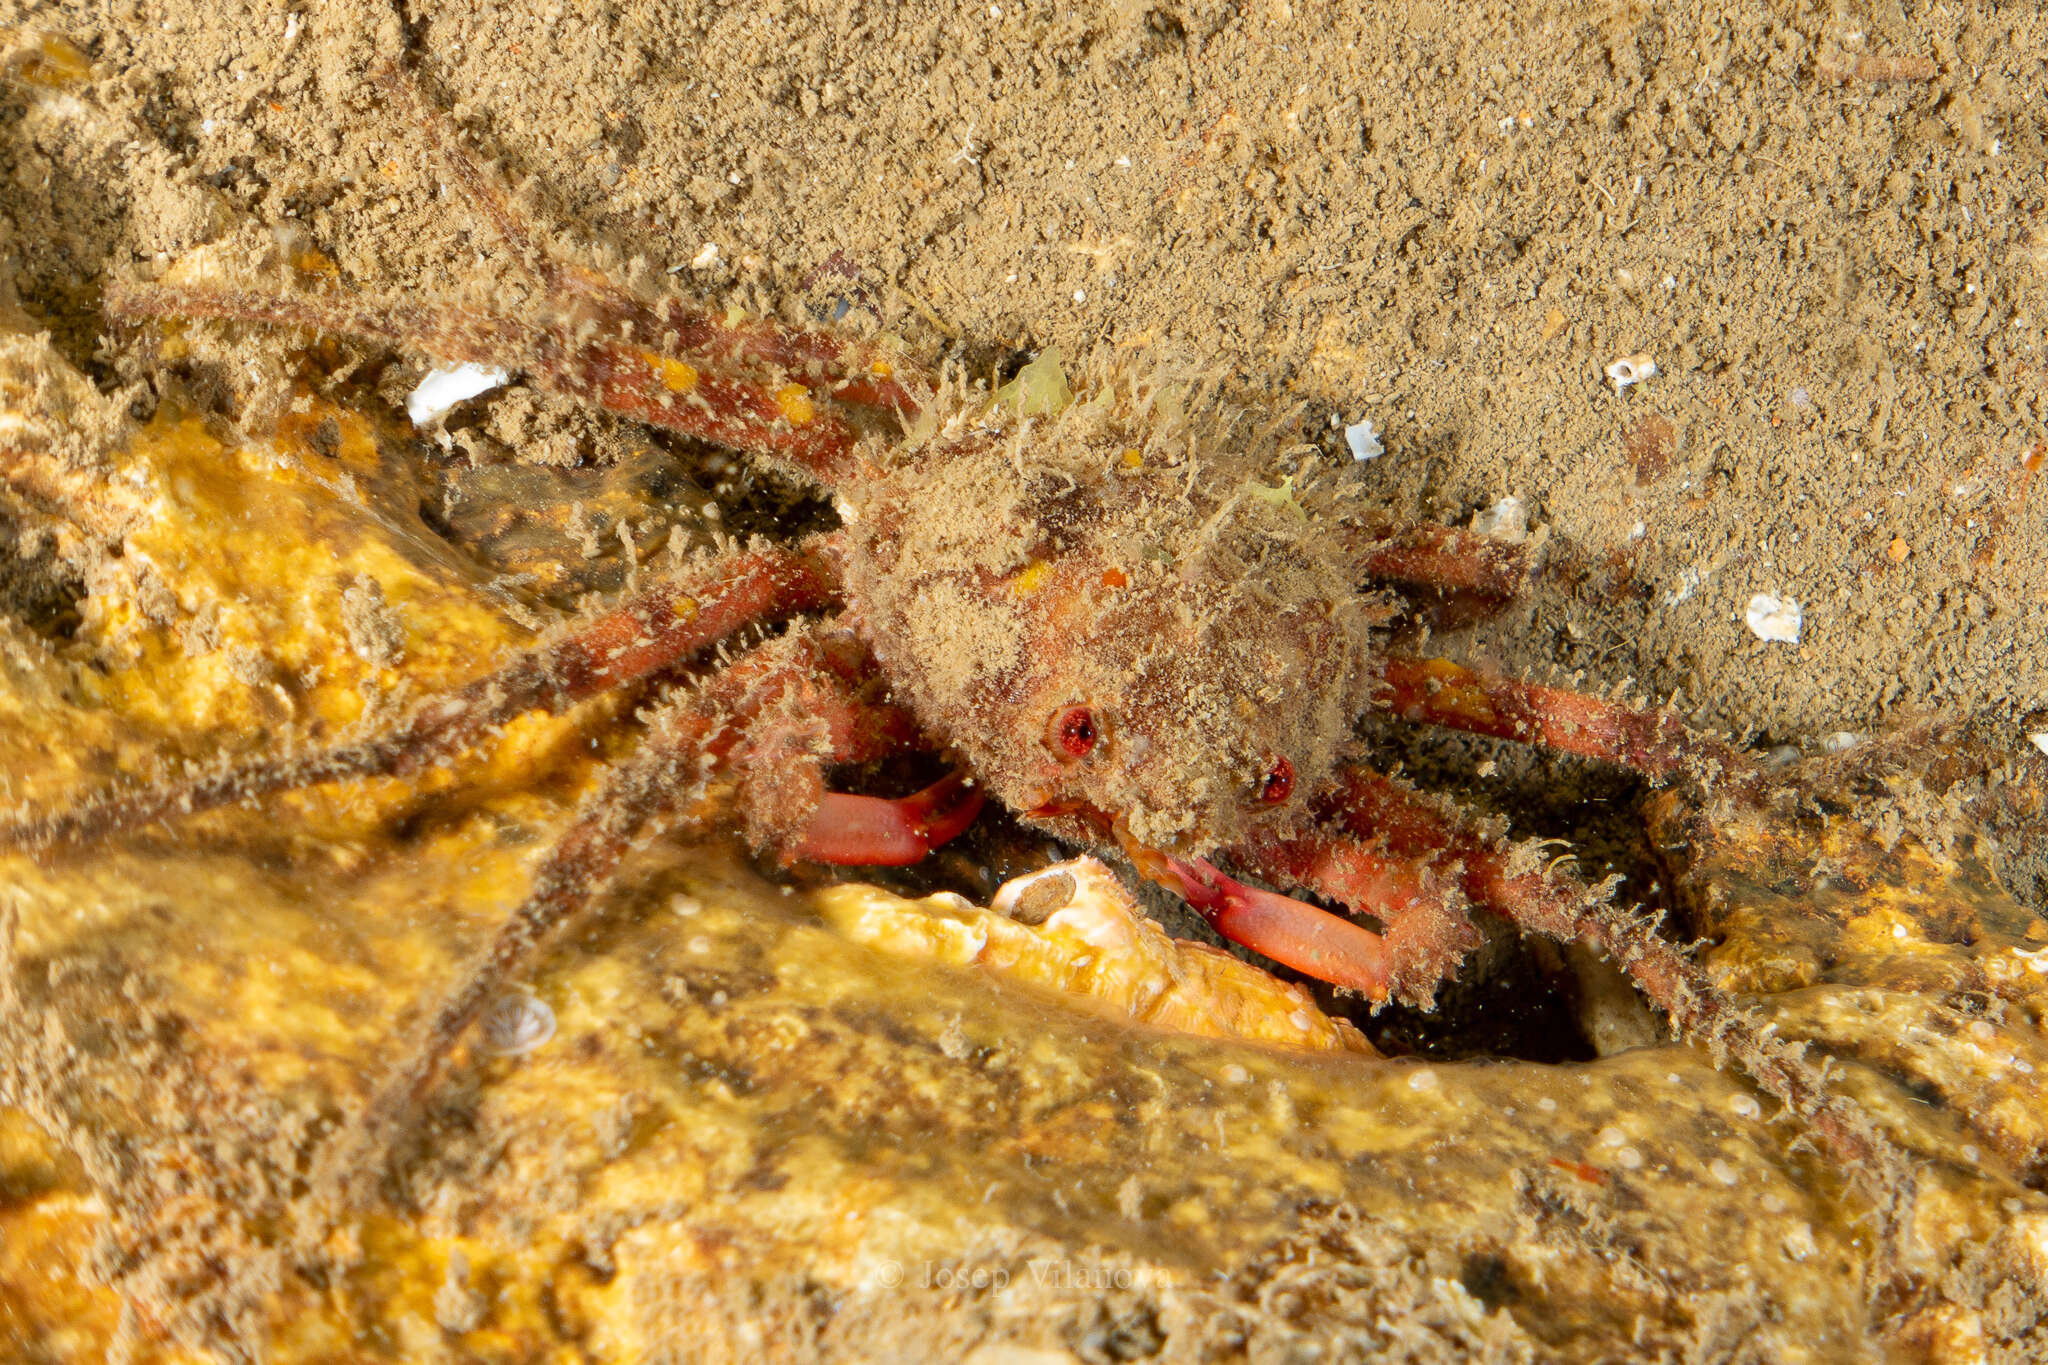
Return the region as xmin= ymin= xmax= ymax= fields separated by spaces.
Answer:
xmin=1049 ymin=705 xmax=1099 ymax=759
xmin=1258 ymin=757 xmax=1295 ymax=805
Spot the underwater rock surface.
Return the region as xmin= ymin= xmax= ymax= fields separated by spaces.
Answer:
xmin=0 ymin=274 xmax=2045 ymax=1364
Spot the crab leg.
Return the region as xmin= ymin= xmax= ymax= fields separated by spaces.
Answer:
xmin=107 ymin=281 xmax=881 ymax=485
xmin=1344 ymin=524 xmax=1527 ymax=600
xmin=371 ymin=60 xmax=923 ymax=420
xmin=0 ymin=543 xmax=836 ymax=854
xmin=1375 ymin=655 xmax=1757 ymax=787
xmin=791 ymin=772 xmax=985 ymax=866
xmin=1131 ymin=851 xmax=1400 ymax=997
xmin=321 ymin=631 xmax=954 ymax=1195
xmin=1258 ymin=767 xmax=1917 ymax=1249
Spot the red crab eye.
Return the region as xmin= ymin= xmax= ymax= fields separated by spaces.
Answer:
xmin=1049 ymin=705 xmax=1099 ymax=758
xmin=1258 ymin=758 xmax=1295 ymax=805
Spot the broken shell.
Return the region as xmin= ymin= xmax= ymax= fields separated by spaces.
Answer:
xmin=406 ymin=362 xmax=510 ymax=426
xmin=1746 ymin=593 xmax=1803 ymax=644
xmin=479 ymin=991 xmax=557 ymax=1055
xmin=1605 ymin=352 xmax=1658 ymax=393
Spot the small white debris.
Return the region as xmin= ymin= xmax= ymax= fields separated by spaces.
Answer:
xmin=406 ymin=363 xmax=509 ymax=426
xmin=1407 ymin=1067 xmax=1439 ymax=1091
xmin=201 ymin=118 xmax=217 ymax=136
xmin=691 ymin=242 xmax=721 ymax=269
xmin=1471 ymin=495 xmax=1529 ymax=544
xmin=1604 ymin=352 xmax=1657 ymax=393
xmin=2030 ymin=732 xmax=2048 ymax=758
xmin=1114 ymin=154 xmax=1132 ymax=168
xmin=1782 ymin=1223 xmax=1818 ymax=1262
xmin=1344 ymin=417 xmax=1383 ymax=463
xmin=479 ymin=991 xmax=555 ymax=1056
xmin=1707 ymin=1158 xmax=1739 ymax=1186
xmin=1730 ymin=1092 xmax=1763 ymax=1120
xmin=1819 ymin=731 xmax=1863 ymax=754
xmin=1221 ymin=1063 xmax=1250 ymax=1084
xmin=1745 ymin=593 xmax=1803 ymax=644
xmin=1073 ymin=288 xmax=1086 ymax=303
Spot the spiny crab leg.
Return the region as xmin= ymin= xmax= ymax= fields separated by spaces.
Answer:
xmin=106 ymin=280 xmax=882 ymax=486
xmin=0 ymin=542 xmax=836 ymax=855
xmin=1376 ymin=654 xmax=1759 ymax=788
xmin=370 ymin=60 xmax=924 ymax=419
xmin=1266 ymin=768 xmax=1918 ymax=1257
xmin=324 ymin=630 xmax=966 ymax=1198
xmin=1344 ymin=524 xmax=1527 ymax=601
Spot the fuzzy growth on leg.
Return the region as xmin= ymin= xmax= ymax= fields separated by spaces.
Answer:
xmin=1315 ymin=768 xmax=1920 ymax=1276
xmin=1376 ymin=655 xmax=1759 ymax=790
xmin=1 ymin=543 xmax=836 ymax=854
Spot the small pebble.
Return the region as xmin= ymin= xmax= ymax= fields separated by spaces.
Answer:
xmin=1730 ymin=1093 xmax=1763 ymax=1120
xmin=1782 ymin=1223 xmax=1818 ymax=1262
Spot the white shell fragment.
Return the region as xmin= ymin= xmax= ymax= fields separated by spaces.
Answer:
xmin=1605 ymin=352 xmax=1658 ymax=393
xmin=1471 ymin=495 xmax=1529 ymax=544
xmin=691 ymin=242 xmax=722 ymax=269
xmin=1344 ymin=417 xmax=1383 ymax=463
xmin=1745 ymin=593 xmax=1803 ymax=644
xmin=479 ymin=991 xmax=556 ymax=1056
xmin=1819 ymin=731 xmax=1863 ymax=754
xmin=406 ymin=363 xmax=510 ymax=426
xmin=2030 ymin=733 xmax=2048 ymax=758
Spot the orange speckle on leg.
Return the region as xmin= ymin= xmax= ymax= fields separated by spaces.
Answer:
xmin=869 ymin=359 xmax=894 ymax=378
xmin=1120 ymin=448 xmax=1143 ymax=469
xmin=644 ymin=353 xmax=699 ymax=394
xmin=1011 ymin=561 xmax=1051 ymax=597
xmin=774 ymin=383 xmax=816 ymax=425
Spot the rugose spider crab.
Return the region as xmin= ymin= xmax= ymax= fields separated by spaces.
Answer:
xmin=1 ymin=66 xmax=1912 ymax=1236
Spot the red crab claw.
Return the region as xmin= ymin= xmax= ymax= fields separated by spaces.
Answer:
xmin=1127 ymin=846 xmax=1393 ymax=998
xmin=792 ymin=771 xmax=986 ymax=866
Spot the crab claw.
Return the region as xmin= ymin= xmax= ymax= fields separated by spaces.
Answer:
xmin=792 ymin=771 xmax=986 ymax=866
xmin=1130 ymin=847 xmax=1393 ymax=998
